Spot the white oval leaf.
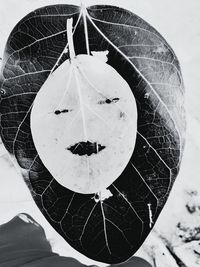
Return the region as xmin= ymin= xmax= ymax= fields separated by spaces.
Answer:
xmin=31 ymin=55 xmax=137 ymax=194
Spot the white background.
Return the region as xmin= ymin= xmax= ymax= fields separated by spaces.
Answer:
xmin=0 ymin=1 xmax=200 ymax=266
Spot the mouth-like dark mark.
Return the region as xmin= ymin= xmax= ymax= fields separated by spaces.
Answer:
xmin=66 ymin=141 xmax=106 ymax=156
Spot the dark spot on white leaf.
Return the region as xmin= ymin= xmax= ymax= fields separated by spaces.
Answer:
xmin=119 ymin=111 xmax=126 ymax=119
xmin=66 ymin=141 xmax=106 ymax=156
xmin=105 ymin=99 xmax=112 ymax=104
xmin=54 ymin=109 xmax=72 ymax=115
xmin=112 ymin=97 xmax=120 ymax=102
xmin=98 ymin=97 xmax=120 ymax=104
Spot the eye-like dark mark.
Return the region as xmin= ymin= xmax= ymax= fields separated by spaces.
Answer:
xmin=112 ymin=98 xmax=120 ymax=103
xmin=105 ymin=99 xmax=112 ymax=104
xmin=98 ymin=97 xmax=120 ymax=105
xmin=54 ymin=109 xmax=72 ymax=115
xmin=67 ymin=141 xmax=106 ymax=156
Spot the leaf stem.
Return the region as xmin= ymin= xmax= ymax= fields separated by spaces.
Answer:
xmin=99 ymin=191 xmax=111 ymax=254
xmin=67 ymin=18 xmax=76 ymax=59
xmin=81 ymin=4 xmax=90 ymax=55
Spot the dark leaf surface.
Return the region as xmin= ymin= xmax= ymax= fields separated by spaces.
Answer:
xmin=0 ymin=4 xmax=186 ymax=264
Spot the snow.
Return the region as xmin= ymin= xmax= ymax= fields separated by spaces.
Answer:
xmin=0 ymin=0 xmax=200 ymax=266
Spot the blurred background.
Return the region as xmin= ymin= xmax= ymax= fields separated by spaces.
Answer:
xmin=0 ymin=1 xmax=200 ymax=266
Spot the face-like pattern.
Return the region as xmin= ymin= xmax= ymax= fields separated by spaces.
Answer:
xmin=31 ymin=55 xmax=137 ymax=194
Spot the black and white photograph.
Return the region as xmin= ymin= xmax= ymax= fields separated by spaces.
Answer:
xmin=0 ymin=1 xmax=199 ymax=266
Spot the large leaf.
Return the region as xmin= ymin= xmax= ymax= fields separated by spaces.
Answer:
xmin=0 ymin=4 xmax=186 ymax=264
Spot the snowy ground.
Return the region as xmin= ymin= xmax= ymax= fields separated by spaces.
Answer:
xmin=0 ymin=1 xmax=200 ymax=266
